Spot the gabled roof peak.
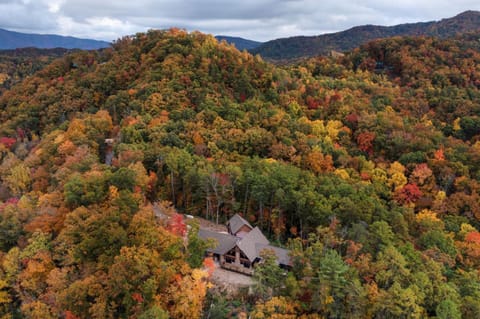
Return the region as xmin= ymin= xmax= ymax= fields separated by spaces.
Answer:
xmin=237 ymin=226 xmax=270 ymax=262
xmin=227 ymin=213 xmax=253 ymax=235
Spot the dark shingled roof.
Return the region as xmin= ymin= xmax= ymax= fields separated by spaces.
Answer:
xmin=237 ymin=227 xmax=269 ymax=262
xmin=198 ymin=229 xmax=237 ymax=255
xmin=227 ymin=214 xmax=253 ymax=235
xmin=255 ymin=244 xmax=291 ymax=266
xmin=198 ymin=221 xmax=291 ymax=267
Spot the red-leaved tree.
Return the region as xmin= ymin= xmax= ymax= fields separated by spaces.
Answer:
xmin=168 ymin=213 xmax=187 ymax=237
xmin=394 ymin=183 xmax=422 ymax=205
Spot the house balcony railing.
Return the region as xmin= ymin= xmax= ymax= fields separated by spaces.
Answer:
xmin=221 ymin=262 xmax=254 ymax=275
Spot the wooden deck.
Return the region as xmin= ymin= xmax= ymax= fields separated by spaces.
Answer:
xmin=221 ymin=262 xmax=254 ymax=276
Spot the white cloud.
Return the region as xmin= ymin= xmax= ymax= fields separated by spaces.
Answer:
xmin=48 ymin=0 xmax=64 ymax=13
xmin=0 ymin=0 xmax=479 ymax=41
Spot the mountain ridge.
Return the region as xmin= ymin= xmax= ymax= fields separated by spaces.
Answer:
xmin=215 ymin=35 xmax=263 ymax=50
xmin=0 ymin=28 xmax=110 ymax=50
xmin=251 ymin=10 xmax=480 ymax=60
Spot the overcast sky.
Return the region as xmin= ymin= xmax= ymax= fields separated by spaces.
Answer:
xmin=1 ymin=0 xmax=480 ymax=42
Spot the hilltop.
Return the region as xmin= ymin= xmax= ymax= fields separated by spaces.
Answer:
xmin=252 ymin=10 xmax=480 ymax=60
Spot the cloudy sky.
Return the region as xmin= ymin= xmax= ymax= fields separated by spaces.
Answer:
xmin=1 ymin=0 xmax=480 ymax=42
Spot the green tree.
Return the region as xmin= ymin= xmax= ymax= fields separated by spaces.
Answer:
xmin=376 ymin=283 xmax=424 ymax=318
xmin=4 ymin=163 xmax=30 ymax=196
xmin=311 ymin=249 xmax=350 ymax=317
xmin=436 ymin=299 xmax=461 ymax=319
xmin=253 ymin=249 xmax=284 ymax=300
xmin=110 ymin=167 xmax=136 ymax=191
xmin=0 ymin=203 xmax=23 ymax=252
xmin=186 ymin=222 xmax=213 ymax=268
xmin=138 ymin=305 xmax=169 ymax=319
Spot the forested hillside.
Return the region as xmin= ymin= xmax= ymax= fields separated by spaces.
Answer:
xmin=215 ymin=36 xmax=263 ymax=50
xmin=252 ymin=10 xmax=480 ymax=60
xmin=0 ymin=28 xmax=479 ymax=317
xmin=0 ymin=48 xmax=70 ymax=94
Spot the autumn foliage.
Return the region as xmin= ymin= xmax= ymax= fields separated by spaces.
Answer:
xmin=167 ymin=213 xmax=187 ymax=237
xmin=394 ymin=183 xmax=423 ymax=204
xmin=0 ymin=28 xmax=478 ymax=318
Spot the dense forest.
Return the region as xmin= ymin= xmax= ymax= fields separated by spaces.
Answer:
xmin=251 ymin=10 xmax=480 ymax=60
xmin=0 ymin=48 xmax=70 ymax=94
xmin=0 ymin=28 xmax=479 ymax=318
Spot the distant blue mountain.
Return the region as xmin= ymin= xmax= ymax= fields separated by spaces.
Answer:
xmin=251 ymin=10 xmax=480 ymax=60
xmin=0 ymin=28 xmax=110 ymax=50
xmin=215 ymin=35 xmax=262 ymax=51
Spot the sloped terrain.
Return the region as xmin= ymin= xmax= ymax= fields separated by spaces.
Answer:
xmin=0 ymin=28 xmax=478 ymax=317
xmin=252 ymin=10 xmax=480 ymax=60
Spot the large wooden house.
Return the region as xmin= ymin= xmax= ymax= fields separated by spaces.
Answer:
xmin=199 ymin=214 xmax=290 ymax=275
